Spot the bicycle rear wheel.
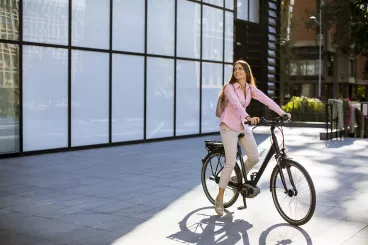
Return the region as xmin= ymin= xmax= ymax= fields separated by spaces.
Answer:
xmin=201 ymin=151 xmax=241 ymax=208
xmin=270 ymin=159 xmax=316 ymax=226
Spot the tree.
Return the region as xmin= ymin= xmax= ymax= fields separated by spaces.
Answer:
xmin=323 ymin=0 xmax=368 ymax=55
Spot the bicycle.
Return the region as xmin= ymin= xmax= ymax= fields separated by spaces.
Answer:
xmin=201 ymin=115 xmax=316 ymax=226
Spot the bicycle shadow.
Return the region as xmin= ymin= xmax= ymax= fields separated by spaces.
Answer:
xmin=167 ymin=207 xmax=253 ymax=245
xmin=167 ymin=207 xmax=313 ymax=245
xmin=259 ymin=223 xmax=313 ymax=245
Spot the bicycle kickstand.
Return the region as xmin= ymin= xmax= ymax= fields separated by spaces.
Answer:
xmin=237 ymin=190 xmax=247 ymax=210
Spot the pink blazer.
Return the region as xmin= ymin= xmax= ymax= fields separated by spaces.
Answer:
xmin=219 ymin=82 xmax=285 ymax=131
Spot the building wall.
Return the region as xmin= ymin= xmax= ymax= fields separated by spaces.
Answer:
xmin=0 ymin=0 xmax=274 ymax=157
xmin=290 ymin=0 xmax=316 ymax=44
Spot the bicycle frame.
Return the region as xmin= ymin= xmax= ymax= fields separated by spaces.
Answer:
xmin=227 ymin=124 xmax=295 ymax=193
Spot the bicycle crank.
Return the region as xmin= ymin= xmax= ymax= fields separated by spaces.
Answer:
xmin=243 ymin=184 xmax=261 ymax=198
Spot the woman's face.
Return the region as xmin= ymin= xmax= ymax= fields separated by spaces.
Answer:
xmin=233 ymin=63 xmax=246 ymax=80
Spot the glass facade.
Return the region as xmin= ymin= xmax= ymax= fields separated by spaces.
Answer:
xmin=0 ymin=0 xmax=235 ymax=155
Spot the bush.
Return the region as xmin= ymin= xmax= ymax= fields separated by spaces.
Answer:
xmin=282 ymin=96 xmax=325 ymax=122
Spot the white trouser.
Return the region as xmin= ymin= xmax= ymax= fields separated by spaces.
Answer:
xmin=219 ymin=123 xmax=260 ymax=189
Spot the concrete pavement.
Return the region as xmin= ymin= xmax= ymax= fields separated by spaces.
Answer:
xmin=0 ymin=127 xmax=367 ymax=245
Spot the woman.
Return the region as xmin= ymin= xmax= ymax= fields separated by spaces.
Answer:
xmin=215 ymin=59 xmax=290 ymax=216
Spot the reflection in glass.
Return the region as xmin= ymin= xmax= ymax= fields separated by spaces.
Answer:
xmin=72 ymin=51 xmax=109 ymax=146
xmin=177 ymin=0 xmax=200 ymax=59
xmin=113 ymin=0 xmax=145 ymax=53
xmin=0 ymin=0 xmax=19 ymax=40
xmin=203 ymin=0 xmax=223 ymax=7
xmin=0 ymin=43 xmax=19 ymax=154
xmin=249 ymin=0 xmax=259 ymax=23
xmin=225 ymin=0 xmax=234 ymax=10
xmin=112 ymin=54 xmax=144 ymax=142
xmin=225 ymin=11 xmax=233 ymax=63
xmin=72 ymin=0 xmax=110 ymax=49
xmin=202 ymin=62 xmax=222 ymax=133
xmin=176 ymin=60 xmax=200 ymax=136
xmin=147 ymin=0 xmax=174 ymax=56
xmin=224 ymin=64 xmax=233 ymax=83
xmin=269 ymin=17 xmax=276 ymax=25
xmin=202 ymin=6 xmax=223 ymax=61
xmin=23 ymin=46 xmax=68 ymax=151
xmin=23 ymin=0 xmax=68 ymax=45
xmin=147 ymin=57 xmax=174 ymax=139
xmin=237 ymin=0 xmax=248 ymax=21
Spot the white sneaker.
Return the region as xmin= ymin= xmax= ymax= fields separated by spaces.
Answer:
xmin=215 ymin=197 xmax=224 ymax=216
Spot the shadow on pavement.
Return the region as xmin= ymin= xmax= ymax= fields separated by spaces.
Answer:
xmin=167 ymin=207 xmax=253 ymax=245
xmin=167 ymin=207 xmax=313 ymax=245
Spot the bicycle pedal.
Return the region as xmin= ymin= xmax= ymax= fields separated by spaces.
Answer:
xmin=251 ymin=172 xmax=257 ymax=181
xmin=237 ymin=206 xmax=246 ymax=210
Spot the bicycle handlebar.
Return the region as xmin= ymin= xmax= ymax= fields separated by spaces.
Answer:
xmin=244 ymin=114 xmax=290 ymax=126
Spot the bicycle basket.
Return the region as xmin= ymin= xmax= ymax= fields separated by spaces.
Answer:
xmin=204 ymin=140 xmax=224 ymax=152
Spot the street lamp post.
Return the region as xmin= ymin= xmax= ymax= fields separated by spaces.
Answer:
xmin=309 ymin=5 xmax=322 ymax=98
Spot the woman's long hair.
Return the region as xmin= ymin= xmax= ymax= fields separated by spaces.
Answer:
xmin=219 ymin=59 xmax=256 ymax=102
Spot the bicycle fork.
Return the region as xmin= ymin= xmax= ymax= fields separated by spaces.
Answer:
xmin=277 ymin=158 xmax=298 ymax=197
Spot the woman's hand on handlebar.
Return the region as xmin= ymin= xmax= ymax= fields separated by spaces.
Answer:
xmin=284 ymin=113 xmax=291 ymax=120
xmin=246 ymin=116 xmax=260 ymax=125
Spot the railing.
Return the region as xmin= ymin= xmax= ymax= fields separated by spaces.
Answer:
xmin=361 ymin=102 xmax=368 ymax=138
xmin=324 ymin=103 xmax=343 ymax=140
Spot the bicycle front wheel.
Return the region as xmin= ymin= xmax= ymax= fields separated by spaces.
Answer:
xmin=201 ymin=151 xmax=241 ymax=208
xmin=270 ymin=159 xmax=316 ymax=226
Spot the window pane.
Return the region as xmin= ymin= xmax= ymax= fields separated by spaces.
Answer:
xmin=269 ymin=9 xmax=277 ymax=18
xmin=203 ymin=0 xmax=223 ymax=7
xmin=0 ymin=0 xmax=19 ymax=40
xmin=202 ymin=62 xmax=222 ymax=133
xmin=224 ymin=64 xmax=233 ymax=83
xmin=72 ymin=0 xmax=109 ymax=49
xmin=147 ymin=0 xmax=174 ymax=56
xmin=147 ymin=58 xmax=174 ymax=139
xmin=269 ymin=26 xmax=276 ymax=34
xmin=225 ymin=0 xmax=234 ymax=10
xmin=113 ymin=0 xmax=145 ymax=53
xmin=249 ymin=0 xmax=259 ymax=23
xmin=202 ymin=6 xmax=223 ymax=61
xmin=0 ymin=43 xmax=19 ymax=154
xmin=268 ymin=42 xmax=276 ymax=49
xmin=72 ymin=51 xmax=109 ymax=146
xmin=296 ymin=60 xmax=306 ymax=75
xmin=268 ymin=34 xmax=276 ymax=42
xmin=23 ymin=0 xmax=68 ymax=45
xmin=269 ymin=1 xmax=277 ymax=10
xmin=269 ymin=17 xmax=276 ymax=25
xmin=176 ymin=60 xmax=200 ymax=136
xmin=225 ymin=11 xmax=233 ymax=63
xmin=268 ymin=65 xmax=275 ymax=73
xmin=237 ymin=0 xmax=248 ymax=21
xmin=112 ymin=54 xmax=144 ymax=142
xmin=177 ymin=0 xmax=201 ymax=59
xmin=23 ymin=46 xmax=68 ymax=151
xmin=268 ymin=57 xmax=276 ymax=65
xmin=268 ymin=50 xmax=276 ymax=57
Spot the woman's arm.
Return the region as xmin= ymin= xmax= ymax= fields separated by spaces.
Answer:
xmin=250 ymin=85 xmax=285 ymax=116
xmin=224 ymin=84 xmax=250 ymax=120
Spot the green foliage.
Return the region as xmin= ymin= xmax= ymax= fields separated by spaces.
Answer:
xmin=282 ymin=96 xmax=326 ymax=122
xmin=323 ymin=0 xmax=368 ymax=55
xmin=357 ymin=85 xmax=366 ymax=100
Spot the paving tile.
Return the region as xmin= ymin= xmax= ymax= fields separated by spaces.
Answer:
xmin=0 ymin=129 xmax=367 ymax=245
xmin=342 ymin=236 xmax=368 ymax=245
